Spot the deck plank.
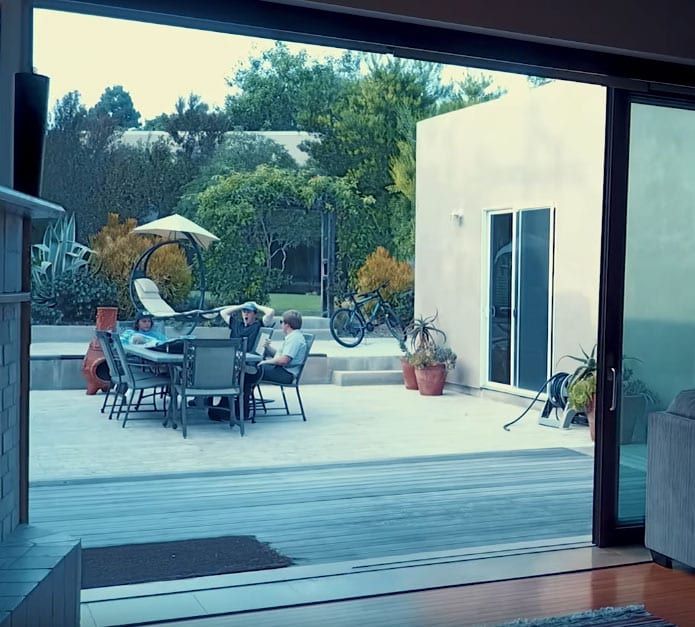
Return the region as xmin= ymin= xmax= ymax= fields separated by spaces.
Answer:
xmin=29 ymin=448 xmax=598 ymax=563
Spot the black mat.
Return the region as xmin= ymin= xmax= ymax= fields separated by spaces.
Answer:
xmin=81 ymin=535 xmax=293 ymax=589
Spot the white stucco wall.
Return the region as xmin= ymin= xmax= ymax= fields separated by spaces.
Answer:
xmin=415 ymin=81 xmax=606 ymax=392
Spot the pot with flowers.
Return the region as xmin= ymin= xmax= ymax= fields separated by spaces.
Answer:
xmin=405 ymin=313 xmax=457 ymax=396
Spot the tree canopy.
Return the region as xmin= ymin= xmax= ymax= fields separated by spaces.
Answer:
xmin=89 ymin=85 xmax=141 ymax=128
xmin=39 ymin=43 xmax=508 ymax=307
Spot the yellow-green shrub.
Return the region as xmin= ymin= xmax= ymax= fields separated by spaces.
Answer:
xmin=356 ymin=246 xmax=413 ymax=303
xmin=90 ymin=213 xmax=193 ymax=318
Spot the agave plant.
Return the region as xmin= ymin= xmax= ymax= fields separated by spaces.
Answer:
xmin=31 ymin=213 xmax=94 ymax=305
xmin=561 ymin=344 xmax=597 ymax=387
xmin=406 ymin=312 xmax=447 ymax=351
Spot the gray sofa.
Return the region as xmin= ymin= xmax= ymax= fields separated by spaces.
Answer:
xmin=645 ymin=389 xmax=695 ymax=568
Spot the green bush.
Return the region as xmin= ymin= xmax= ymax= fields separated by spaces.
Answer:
xmin=31 ymin=300 xmax=64 ymax=325
xmin=39 ymin=269 xmax=119 ymax=324
xmin=390 ymin=288 xmax=414 ymax=327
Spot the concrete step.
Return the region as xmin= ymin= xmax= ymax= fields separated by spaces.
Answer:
xmin=327 ymin=355 xmax=402 ymax=371
xmin=331 ymin=370 xmax=404 ymax=386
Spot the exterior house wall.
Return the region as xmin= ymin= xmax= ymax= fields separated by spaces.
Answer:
xmin=0 ymin=215 xmax=22 ymax=540
xmin=415 ymin=81 xmax=606 ymax=393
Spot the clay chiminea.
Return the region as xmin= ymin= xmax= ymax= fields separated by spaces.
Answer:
xmin=82 ymin=306 xmax=118 ymax=395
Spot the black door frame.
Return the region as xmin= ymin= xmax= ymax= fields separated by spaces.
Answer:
xmin=30 ymin=0 xmax=695 ymax=549
xmin=595 ymin=87 xmax=695 ymax=546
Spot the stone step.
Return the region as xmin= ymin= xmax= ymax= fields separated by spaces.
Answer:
xmin=327 ymin=355 xmax=402 ymax=371
xmin=331 ymin=370 xmax=404 ymax=386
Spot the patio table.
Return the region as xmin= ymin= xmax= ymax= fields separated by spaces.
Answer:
xmin=124 ymin=344 xmax=261 ymax=429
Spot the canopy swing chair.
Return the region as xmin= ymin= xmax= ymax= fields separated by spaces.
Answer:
xmin=129 ymin=214 xmax=224 ymax=336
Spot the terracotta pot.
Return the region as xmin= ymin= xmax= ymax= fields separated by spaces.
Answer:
xmin=586 ymin=395 xmax=596 ymax=442
xmin=415 ymin=363 xmax=447 ymax=396
xmin=82 ymin=306 xmax=118 ymax=395
xmin=401 ymin=358 xmax=418 ymax=390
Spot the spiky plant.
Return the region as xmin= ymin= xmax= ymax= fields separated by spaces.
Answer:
xmin=31 ymin=213 xmax=93 ymax=305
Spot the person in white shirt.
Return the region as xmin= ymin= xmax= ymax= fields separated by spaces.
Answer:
xmin=257 ymin=309 xmax=308 ymax=384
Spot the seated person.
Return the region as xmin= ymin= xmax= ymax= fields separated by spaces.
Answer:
xmin=256 ymin=309 xmax=308 ymax=385
xmin=207 ymin=300 xmax=275 ymax=421
xmin=120 ymin=311 xmax=167 ymax=345
xmin=208 ymin=309 xmax=307 ymax=422
xmin=219 ymin=301 xmax=275 ymax=351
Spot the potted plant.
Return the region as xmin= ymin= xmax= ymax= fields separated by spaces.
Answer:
xmin=565 ymin=347 xmax=659 ymax=443
xmin=565 ymin=345 xmax=598 ymax=441
xmin=405 ymin=313 xmax=457 ymax=396
xmin=398 ymin=341 xmax=418 ymax=390
xmin=620 ymin=366 xmax=658 ymax=444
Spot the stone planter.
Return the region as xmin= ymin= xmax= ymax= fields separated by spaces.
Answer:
xmin=401 ymin=358 xmax=418 ymax=390
xmin=82 ymin=306 xmax=118 ymax=395
xmin=415 ymin=363 xmax=447 ymax=396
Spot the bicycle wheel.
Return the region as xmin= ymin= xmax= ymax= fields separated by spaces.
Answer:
xmin=383 ymin=305 xmax=406 ymax=343
xmin=330 ymin=308 xmax=365 ymax=347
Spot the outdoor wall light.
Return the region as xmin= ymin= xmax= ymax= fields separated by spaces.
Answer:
xmin=450 ymin=210 xmax=465 ymax=224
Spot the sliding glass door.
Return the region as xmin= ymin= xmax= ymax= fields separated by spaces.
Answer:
xmin=487 ymin=208 xmax=552 ymax=392
xmin=596 ymin=89 xmax=695 ymax=545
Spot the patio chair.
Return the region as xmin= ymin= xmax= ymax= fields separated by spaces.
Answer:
xmin=249 ymin=326 xmax=274 ymax=419
xmin=110 ymin=332 xmax=171 ymax=428
xmin=258 ymin=332 xmax=314 ymax=422
xmin=95 ymin=330 xmax=126 ymax=420
xmin=173 ymin=338 xmax=247 ymax=438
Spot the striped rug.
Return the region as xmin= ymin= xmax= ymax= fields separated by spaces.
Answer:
xmin=498 ymin=605 xmax=674 ymax=626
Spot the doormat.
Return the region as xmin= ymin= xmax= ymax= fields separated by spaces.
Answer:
xmin=82 ymin=535 xmax=293 ymax=589
xmin=497 ymin=604 xmax=674 ymax=626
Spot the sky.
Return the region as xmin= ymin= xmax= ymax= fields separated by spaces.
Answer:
xmin=33 ymin=9 xmax=533 ymax=123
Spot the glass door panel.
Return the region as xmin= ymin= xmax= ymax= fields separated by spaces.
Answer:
xmin=515 ymin=208 xmax=551 ymax=391
xmin=618 ymin=101 xmax=695 ymax=524
xmin=488 ymin=213 xmax=513 ymax=385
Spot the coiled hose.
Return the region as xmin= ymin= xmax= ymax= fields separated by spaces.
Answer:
xmin=503 ymin=372 xmax=570 ymax=431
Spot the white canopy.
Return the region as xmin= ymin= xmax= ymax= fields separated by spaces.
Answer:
xmin=132 ymin=214 xmax=219 ymax=249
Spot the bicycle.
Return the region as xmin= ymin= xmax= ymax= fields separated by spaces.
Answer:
xmin=329 ymin=282 xmax=406 ymax=347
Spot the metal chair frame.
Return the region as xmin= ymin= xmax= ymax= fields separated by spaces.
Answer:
xmin=173 ymin=338 xmax=247 ymax=438
xmin=110 ymin=332 xmax=171 ymax=428
xmin=258 ymin=332 xmax=314 ymax=422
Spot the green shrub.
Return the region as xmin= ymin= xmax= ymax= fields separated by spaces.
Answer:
xmin=53 ymin=269 xmax=119 ymax=324
xmin=31 ymin=300 xmax=64 ymax=325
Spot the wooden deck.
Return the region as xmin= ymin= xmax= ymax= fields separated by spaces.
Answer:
xmin=30 ymin=448 xmax=600 ymax=564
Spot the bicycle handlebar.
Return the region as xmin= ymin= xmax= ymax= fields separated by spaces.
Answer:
xmin=345 ymin=282 xmax=389 ymax=301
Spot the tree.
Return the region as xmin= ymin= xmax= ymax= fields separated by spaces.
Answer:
xmin=175 ymin=132 xmax=298 ymax=216
xmin=527 ymin=75 xmax=553 ymax=88
xmin=42 ymin=90 xmax=195 ymax=240
xmin=224 ymin=41 xmax=358 ymax=131
xmin=156 ymin=93 xmax=232 ymax=162
xmin=89 ymin=85 xmax=141 ymax=128
xmin=194 ymin=166 xmax=321 ymax=302
xmin=303 ymin=58 xmax=504 ymax=262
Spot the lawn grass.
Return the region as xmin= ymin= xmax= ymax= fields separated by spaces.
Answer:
xmin=269 ymin=293 xmax=323 ymax=316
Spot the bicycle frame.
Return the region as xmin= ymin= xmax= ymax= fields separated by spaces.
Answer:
xmin=348 ymin=291 xmax=386 ymax=327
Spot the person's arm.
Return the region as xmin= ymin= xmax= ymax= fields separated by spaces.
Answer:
xmin=260 ymin=351 xmax=290 ymax=367
xmin=219 ymin=303 xmax=242 ymax=325
xmin=261 ymin=333 xmax=300 ymax=368
xmin=252 ymin=302 xmax=275 ymax=326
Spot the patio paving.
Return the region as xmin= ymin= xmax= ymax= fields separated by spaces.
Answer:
xmin=29 ymin=384 xmax=592 ymax=483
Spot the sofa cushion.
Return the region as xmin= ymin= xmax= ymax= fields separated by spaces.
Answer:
xmin=666 ymin=389 xmax=695 ymax=418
